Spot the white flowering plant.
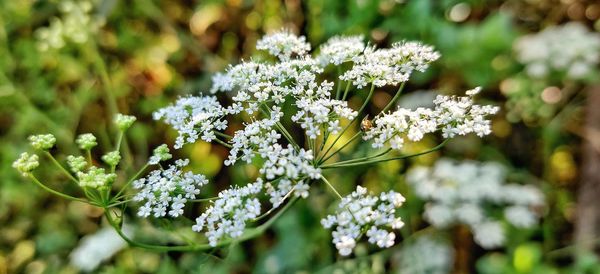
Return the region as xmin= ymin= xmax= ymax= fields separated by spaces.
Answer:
xmin=505 ymin=23 xmax=600 ymax=123
xmin=406 ymin=159 xmax=545 ymax=249
xmin=13 ymin=31 xmax=499 ymax=256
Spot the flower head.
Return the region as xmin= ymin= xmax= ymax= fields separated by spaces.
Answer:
xmin=149 ymin=144 xmax=172 ymax=165
xmin=321 ymin=186 xmax=405 ymax=256
xmin=76 ymin=133 xmax=97 ymax=150
xmin=133 ymin=159 xmax=208 ymax=218
xmin=13 ymin=152 xmax=40 ymax=176
xmin=114 ymin=114 xmax=136 ymax=131
xmin=77 ymin=166 xmax=116 ymax=189
xmin=29 ymin=134 xmax=56 ymax=150
xmin=101 ymin=151 xmax=121 ymax=167
xmin=67 ymin=155 xmax=87 ymax=173
xmin=256 ymin=30 xmax=311 ymax=60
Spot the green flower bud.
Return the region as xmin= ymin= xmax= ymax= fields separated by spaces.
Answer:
xmin=101 ymin=151 xmax=121 ymax=167
xmin=77 ymin=166 xmax=116 ymax=189
xmin=66 ymin=155 xmax=87 ymax=173
xmin=149 ymin=144 xmax=172 ymax=164
xmin=13 ymin=152 xmax=40 ymax=176
xmin=76 ymin=133 xmax=97 ymax=150
xmin=114 ymin=114 xmax=136 ymax=131
xmin=28 ymin=134 xmax=56 ymax=150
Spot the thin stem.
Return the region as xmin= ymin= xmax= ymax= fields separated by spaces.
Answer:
xmin=189 ymin=197 xmax=219 ymax=203
xmin=253 ymin=189 xmax=294 ymax=222
xmin=380 ymin=82 xmax=406 ymax=114
xmin=319 ymin=132 xmax=362 ymax=164
xmin=320 ymin=175 xmax=343 ymax=199
xmin=213 ymin=137 xmax=233 ymax=149
xmin=335 ymin=67 xmax=343 ymax=100
xmin=112 ymin=163 xmax=149 ymax=201
xmin=86 ymin=149 xmax=93 ymax=165
xmin=342 ymin=81 xmax=352 ymax=101
xmin=320 ymin=84 xmax=375 ymax=161
xmin=214 ymin=131 xmax=232 ymax=139
xmin=89 ymin=43 xmax=119 ymax=124
xmin=104 ymin=195 xmax=299 ymax=252
xmin=44 ymin=151 xmax=78 ymax=184
xmin=28 ymin=174 xmax=90 ymax=204
xmin=326 ymin=148 xmax=393 ymax=167
xmin=321 ymin=140 xmax=448 ymax=169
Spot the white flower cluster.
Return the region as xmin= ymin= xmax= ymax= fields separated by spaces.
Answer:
xmin=340 ymin=41 xmax=440 ymax=88
xmin=514 ymin=22 xmax=600 ymax=80
xmin=363 ymin=88 xmax=499 ymax=150
xmin=406 ymin=159 xmax=544 ymax=249
xmin=317 ymin=35 xmax=366 ymax=66
xmin=292 ymin=90 xmax=358 ymax=139
xmin=35 ymin=0 xmax=104 ymax=51
xmin=192 ymin=181 xmax=263 ymax=246
xmin=256 ymin=30 xmax=311 ymax=60
xmin=396 ymin=236 xmax=454 ymax=274
xmin=153 ymin=96 xmax=229 ymax=148
xmin=321 ymin=186 xmax=406 ymax=256
xmin=133 ymin=159 xmax=208 ymax=218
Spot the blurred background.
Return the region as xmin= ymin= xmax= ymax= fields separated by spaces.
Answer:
xmin=1 ymin=0 xmax=600 ymax=273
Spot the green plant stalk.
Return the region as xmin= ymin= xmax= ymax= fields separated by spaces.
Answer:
xmin=320 ymin=175 xmax=342 ymax=199
xmin=319 ymin=131 xmax=362 ymax=164
xmin=320 ymin=84 xmax=375 ymax=161
xmin=112 ymin=163 xmax=149 ymax=202
xmin=28 ymin=174 xmax=90 ymax=204
xmin=380 ymin=82 xmax=406 ymax=114
xmin=44 ymin=151 xmax=78 ymax=184
xmin=105 ymin=196 xmax=299 ymax=252
xmin=322 ymin=140 xmax=448 ymax=169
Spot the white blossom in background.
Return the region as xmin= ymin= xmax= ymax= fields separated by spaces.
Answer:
xmin=192 ymin=181 xmax=263 ymax=246
xmin=363 ymin=88 xmax=499 ymax=150
xmin=321 ymin=186 xmax=406 ymax=256
xmin=395 ymin=236 xmax=454 ymax=274
xmin=133 ymin=159 xmax=208 ymax=218
xmin=317 ymin=35 xmax=366 ymax=66
xmin=406 ymin=159 xmax=544 ymax=249
xmin=35 ymin=0 xmax=105 ymax=51
xmin=70 ymin=226 xmax=132 ymax=272
xmin=514 ymin=22 xmax=600 ymax=79
xmin=153 ymin=96 xmax=229 ymax=148
xmin=256 ymin=29 xmax=311 ymax=60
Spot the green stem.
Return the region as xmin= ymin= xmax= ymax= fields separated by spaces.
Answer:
xmin=320 ymin=175 xmax=343 ymax=199
xmin=44 ymin=151 xmax=78 ymax=184
xmin=320 ymin=84 xmax=375 ymax=160
xmin=86 ymin=149 xmax=93 ymax=165
xmin=335 ymin=67 xmax=343 ymax=100
xmin=322 ymin=140 xmax=448 ymax=169
xmin=28 ymin=174 xmax=90 ymax=204
xmin=213 ymin=137 xmax=233 ymax=148
xmin=380 ymin=82 xmax=406 ymax=114
xmin=89 ymin=43 xmax=119 ymax=123
xmin=112 ymin=164 xmax=149 ymax=201
xmin=342 ymin=81 xmax=352 ymax=101
xmin=105 ymin=196 xmax=299 ymax=252
xmin=319 ymin=132 xmax=362 ymax=164
xmin=325 ymin=148 xmax=393 ymax=167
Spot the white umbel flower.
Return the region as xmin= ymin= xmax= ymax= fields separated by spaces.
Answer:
xmin=192 ymin=181 xmax=263 ymax=246
xmin=256 ymin=30 xmax=311 ymax=60
xmin=153 ymin=96 xmax=229 ymax=149
xmin=133 ymin=159 xmax=208 ymax=218
xmin=321 ymin=186 xmax=405 ymax=256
